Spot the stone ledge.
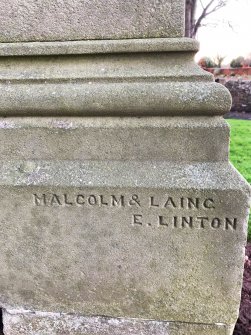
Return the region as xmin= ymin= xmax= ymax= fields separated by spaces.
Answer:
xmin=0 ymin=161 xmax=249 ymax=193
xmin=0 ymin=116 xmax=229 ymax=162
xmin=2 ymin=310 xmax=234 ymax=335
xmin=0 ymin=38 xmax=199 ymax=56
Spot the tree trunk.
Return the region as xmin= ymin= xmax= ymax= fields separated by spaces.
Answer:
xmin=185 ymin=0 xmax=197 ymax=38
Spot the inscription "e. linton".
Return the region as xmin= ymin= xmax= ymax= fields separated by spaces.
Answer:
xmin=132 ymin=214 xmax=237 ymax=230
xmin=32 ymin=193 xmax=238 ymax=232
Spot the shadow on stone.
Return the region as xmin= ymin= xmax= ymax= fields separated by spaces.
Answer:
xmin=0 ymin=309 xmax=4 ymax=335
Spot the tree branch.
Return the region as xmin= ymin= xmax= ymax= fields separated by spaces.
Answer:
xmin=192 ymin=0 xmax=228 ymax=37
xmin=199 ymin=0 xmax=205 ymax=9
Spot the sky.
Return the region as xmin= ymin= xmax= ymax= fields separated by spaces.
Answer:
xmin=195 ymin=0 xmax=251 ymax=65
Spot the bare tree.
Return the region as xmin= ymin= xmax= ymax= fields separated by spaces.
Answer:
xmin=185 ymin=0 xmax=197 ymax=38
xmin=185 ymin=0 xmax=228 ymax=38
xmin=213 ymin=54 xmax=226 ymax=68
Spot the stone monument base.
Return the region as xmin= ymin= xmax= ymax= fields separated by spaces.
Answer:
xmin=3 ymin=309 xmax=234 ymax=335
xmin=0 ymin=0 xmax=249 ymax=333
xmin=0 ymin=116 xmax=249 ymax=335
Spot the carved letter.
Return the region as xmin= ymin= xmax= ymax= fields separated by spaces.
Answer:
xmin=50 ymin=194 xmax=62 ymax=206
xmin=159 ymin=216 xmax=168 ymax=226
xmin=132 ymin=214 xmax=143 ymax=226
xmin=225 ymin=218 xmax=237 ymax=230
xmin=182 ymin=217 xmax=193 ymax=228
xmin=164 ymin=197 xmax=176 ymax=208
xmin=187 ymin=198 xmax=199 ymax=209
xmin=150 ymin=196 xmax=159 ymax=207
xmin=211 ymin=218 xmax=221 ymax=229
xmin=64 ymin=194 xmax=73 ymax=205
xmin=76 ymin=195 xmax=85 ymax=205
xmin=204 ymin=199 xmax=215 ymax=209
xmin=33 ymin=194 xmax=46 ymax=206
xmin=88 ymin=195 xmax=97 ymax=206
xmin=197 ymin=217 xmax=209 ymax=229
xmin=111 ymin=195 xmax=125 ymax=207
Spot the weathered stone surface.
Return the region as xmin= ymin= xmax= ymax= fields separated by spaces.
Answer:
xmin=0 ymin=82 xmax=230 ymax=117
xmin=0 ymin=153 xmax=250 ymax=325
xmin=3 ymin=311 xmax=233 ymax=335
xmin=0 ymin=38 xmax=198 ymax=56
xmin=0 ymin=40 xmax=231 ymax=116
xmin=0 ymin=117 xmax=229 ymax=162
xmin=0 ymin=0 xmax=184 ymax=42
xmin=0 ymin=2 xmax=250 ymax=335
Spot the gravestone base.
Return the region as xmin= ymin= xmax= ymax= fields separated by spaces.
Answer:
xmin=3 ymin=310 xmax=234 ymax=335
xmin=0 ymin=0 xmax=250 ymax=333
xmin=0 ymin=116 xmax=250 ymax=334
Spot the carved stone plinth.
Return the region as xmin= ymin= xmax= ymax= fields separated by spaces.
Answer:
xmin=0 ymin=0 xmax=250 ymax=334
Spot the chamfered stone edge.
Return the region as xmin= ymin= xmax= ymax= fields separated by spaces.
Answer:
xmin=2 ymin=310 xmax=234 ymax=335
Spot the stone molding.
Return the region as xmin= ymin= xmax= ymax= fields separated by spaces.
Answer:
xmin=0 ymin=39 xmax=231 ymax=116
xmin=0 ymin=38 xmax=198 ymax=56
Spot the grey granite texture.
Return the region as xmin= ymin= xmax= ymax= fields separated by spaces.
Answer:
xmin=3 ymin=311 xmax=234 ymax=335
xmin=0 ymin=0 xmax=184 ymax=42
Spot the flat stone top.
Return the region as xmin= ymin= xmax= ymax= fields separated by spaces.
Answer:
xmin=0 ymin=0 xmax=184 ymax=42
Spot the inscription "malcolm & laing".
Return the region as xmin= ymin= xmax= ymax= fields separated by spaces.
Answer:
xmin=33 ymin=193 xmax=215 ymax=209
xmin=32 ymin=193 xmax=238 ymax=231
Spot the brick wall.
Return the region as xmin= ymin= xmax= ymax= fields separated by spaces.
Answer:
xmin=205 ymin=67 xmax=251 ymax=77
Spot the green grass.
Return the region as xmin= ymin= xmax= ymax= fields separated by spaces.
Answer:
xmin=227 ymin=119 xmax=251 ymax=240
